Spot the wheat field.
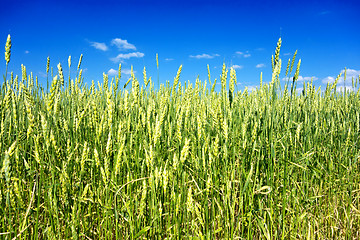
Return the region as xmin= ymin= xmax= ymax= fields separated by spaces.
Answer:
xmin=1 ymin=35 xmax=360 ymax=239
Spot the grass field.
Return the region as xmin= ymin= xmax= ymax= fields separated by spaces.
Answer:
xmin=1 ymin=35 xmax=360 ymax=239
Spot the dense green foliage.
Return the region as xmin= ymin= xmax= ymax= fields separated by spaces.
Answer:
xmin=1 ymin=37 xmax=360 ymax=239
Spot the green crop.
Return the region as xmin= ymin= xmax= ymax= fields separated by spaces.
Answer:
xmin=1 ymin=35 xmax=360 ymax=239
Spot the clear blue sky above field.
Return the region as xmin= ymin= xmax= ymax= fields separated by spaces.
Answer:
xmin=1 ymin=0 xmax=359 ymax=92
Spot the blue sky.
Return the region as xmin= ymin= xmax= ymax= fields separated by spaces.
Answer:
xmin=1 ymin=0 xmax=359 ymax=92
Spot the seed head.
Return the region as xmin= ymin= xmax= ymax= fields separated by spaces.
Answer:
xmin=180 ymin=138 xmax=191 ymax=163
xmin=118 ymin=63 xmax=121 ymax=80
xmin=290 ymin=50 xmax=297 ymax=74
xmin=294 ymin=59 xmax=301 ymax=81
xmin=143 ymin=66 xmax=147 ymax=85
xmin=220 ymin=63 xmax=228 ymax=92
xmin=229 ymin=67 xmax=236 ymax=94
xmin=274 ymin=38 xmax=282 ymax=68
xmin=207 ymin=64 xmax=211 ymax=85
xmin=5 ymin=34 xmax=11 ymax=64
xmin=46 ymin=56 xmax=50 ymax=74
xmin=156 ymin=53 xmax=159 ymax=69
xmin=77 ymin=54 xmax=83 ymax=70
xmin=57 ymin=63 xmax=64 ymax=86
xmin=68 ymin=55 xmax=71 ymax=69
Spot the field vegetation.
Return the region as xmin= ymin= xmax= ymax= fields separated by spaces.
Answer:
xmin=1 ymin=35 xmax=360 ymax=239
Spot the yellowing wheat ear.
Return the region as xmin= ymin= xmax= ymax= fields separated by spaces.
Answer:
xmin=1 ymin=36 xmax=358 ymax=238
xmin=172 ymin=65 xmax=182 ymax=95
xmin=68 ymin=55 xmax=71 ymax=69
xmin=143 ymin=66 xmax=147 ymax=85
xmin=294 ymin=59 xmax=301 ymax=81
xmin=57 ymin=63 xmax=64 ymax=86
xmin=77 ymin=54 xmax=83 ymax=71
xmin=4 ymin=34 xmax=12 ymax=80
xmin=229 ymin=67 xmax=236 ymax=94
xmin=272 ymin=37 xmax=282 ymax=72
xmin=46 ymin=56 xmax=50 ymax=74
xmin=290 ymin=50 xmax=297 ymax=75
xmin=220 ymin=63 xmax=228 ymax=93
xmin=5 ymin=34 xmax=11 ymax=64
xmin=207 ymin=64 xmax=211 ymax=85
xmin=156 ymin=53 xmax=159 ymax=69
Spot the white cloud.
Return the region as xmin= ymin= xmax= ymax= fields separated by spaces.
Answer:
xmin=189 ymin=53 xmax=219 ymax=59
xmin=107 ymin=68 xmax=118 ymax=76
xmin=340 ymin=68 xmax=360 ymax=77
xmin=110 ymin=52 xmax=145 ymax=62
xmin=122 ymin=69 xmax=134 ymax=75
xmin=165 ymin=58 xmax=174 ymax=61
xmin=336 ymin=86 xmax=354 ymax=92
xmin=282 ymin=76 xmax=318 ymax=82
xmin=232 ymin=65 xmax=243 ymax=69
xmin=296 ymin=87 xmax=304 ymax=94
xmin=25 ymin=50 xmax=29 ymax=54
xmin=108 ymin=68 xmax=134 ymax=76
xmin=322 ymin=76 xmax=335 ymax=84
xmin=111 ymin=38 xmax=136 ymax=50
xmin=297 ymin=76 xmax=318 ymax=82
xmin=38 ymin=71 xmax=47 ymax=78
xmin=256 ymin=63 xmax=265 ymax=68
xmin=283 ymin=53 xmax=291 ymax=56
xmin=90 ymin=41 xmax=108 ymax=51
xmin=245 ymin=86 xmax=257 ymax=92
xmin=322 ymin=69 xmax=360 ymax=85
xmin=236 ymin=51 xmax=250 ymax=58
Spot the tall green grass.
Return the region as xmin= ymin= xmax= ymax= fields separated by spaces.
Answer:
xmin=1 ymin=35 xmax=360 ymax=239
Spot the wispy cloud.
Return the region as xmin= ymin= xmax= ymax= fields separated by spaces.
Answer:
xmin=256 ymin=63 xmax=265 ymax=68
xmin=165 ymin=58 xmax=174 ymax=61
xmin=283 ymin=53 xmax=291 ymax=56
xmin=25 ymin=50 xmax=29 ymax=54
xmin=297 ymin=76 xmax=318 ymax=82
xmin=322 ymin=76 xmax=335 ymax=84
xmin=38 ymin=71 xmax=47 ymax=78
xmin=246 ymin=86 xmax=257 ymax=92
xmin=107 ymin=68 xmax=118 ymax=76
xmin=122 ymin=69 xmax=134 ymax=75
xmin=235 ymin=51 xmax=251 ymax=58
xmin=322 ymin=69 xmax=360 ymax=85
xmin=336 ymin=86 xmax=354 ymax=92
xmin=111 ymin=38 xmax=136 ymax=50
xmin=341 ymin=68 xmax=360 ymax=77
xmin=283 ymin=76 xmax=318 ymax=82
xmin=296 ymin=88 xmax=304 ymax=95
xmin=90 ymin=41 xmax=108 ymax=51
xmin=232 ymin=64 xmax=243 ymax=69
xmin=110 ymin=52 xmax=145 ymax=62
xmin=189 ymin=53 xmax=219 ymax=59
xmin=108 ymin=68 xmax=134 ymax=76
xmin=190 ymin=54 xmax=212 ymax=59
